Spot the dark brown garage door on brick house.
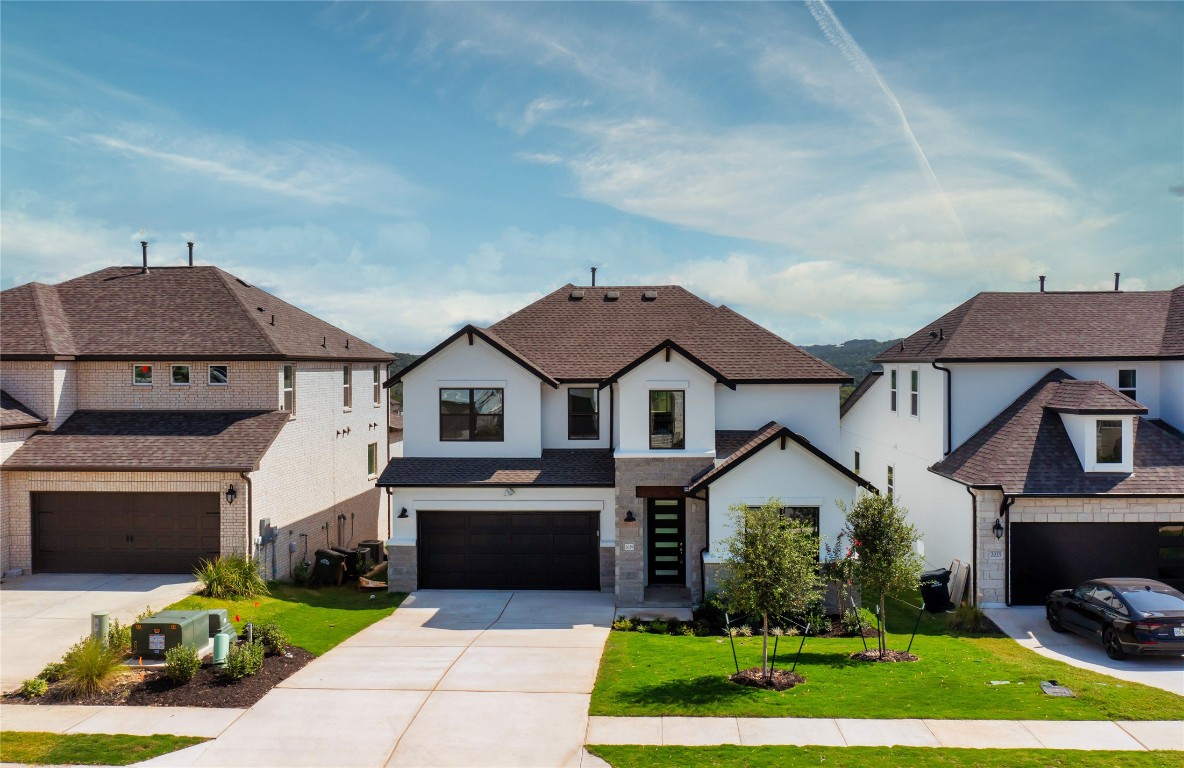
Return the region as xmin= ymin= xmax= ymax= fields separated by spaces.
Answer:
xmin=417 ymin=510 xmax=599 ymax=590
xmin=33 ymin=492 xmax=220 ymax=573
xmin=1010 ymin=522 xmax=1182 ymax=605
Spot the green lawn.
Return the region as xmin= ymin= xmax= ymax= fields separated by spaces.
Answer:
xmin=586 ymin=746 xmax=1177 ymax=768
xmin=167 ymin=583 xmax=405 ymax=655
xmin=591 ymin=606 xmax=1184 ymax=720
xmin=0 ymin=732 xmax=204 ymax=766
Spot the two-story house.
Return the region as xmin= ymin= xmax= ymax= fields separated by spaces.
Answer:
xmin=840 ymin=284 xmax=1184 ymax=606
xmin=379 ymin=284 xmax=873 ymax=606
xmin=1 ymin=252 xmax=393 ymax=579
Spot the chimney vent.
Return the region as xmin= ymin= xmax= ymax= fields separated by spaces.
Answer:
xmin=141 ymin=241 xmax=149 ymax=274
xmin=1038 ymin=275 xmax=1046 ymax=292
xmin=569 ymin=290 xmax=584 ymax=300
xmin=642 ymin=290 xmax=658 ymax=301
xmin=1114 ymin=272 xmax=1121 ymax=291
xmin=590 ymin=266 xmax=598 ymax=287
xmin=187 ymin=241 xmax=194 ymax=267
xmin=604 ymin=290 xmax=620 ymax=301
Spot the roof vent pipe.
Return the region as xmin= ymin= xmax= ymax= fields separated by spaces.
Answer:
xmin=1114 ymin=272 xmax=1120 ymax=292
xmin=590 ymin=266 xmax=597 ymax=287
xmin=141 ymin=241 xmax=149 ymax=274
xmin=1038 ymin=275 xmax=1045 ymax=292
xmin=188 ymin=241 xmax=194 ymax=267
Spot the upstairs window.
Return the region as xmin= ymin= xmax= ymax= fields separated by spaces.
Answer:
xmin=910 ymin=370 xmax=919 ymax=416
xmin=649 ymin=390 xmax=685 ymax=449
xmin=133 ymin=364 xmax=153 ymax=386
xmin=889 ymin=369 xmax=898 ymax=412
xmin=568 ymin=388 xmax=599 ymax=440
xmin=367 ymin=442 xmax=378 ymax=478
xmin=1118 ymin=369 xmax=1136 ymax=401
xmin=208 ymin=365 xmax=228 ymax=386
xmin=342 ymin=365 xmax=352 ymax=408
xmin=854 ymin=451 xmax=861 ymax=476
xmin=373 ymin=365 xmax=381 ymax=406
xmin=886 ymin=465 xmax=895 ymax=500
xmin=282 ymin=364 xmax=295 ymax=413
xmin=440 ymin=388 xmax=504 ymax=441
xmin=171 ymin=365 xmax=190 ymax=386
xmin=1096 ymin=420 xmax=1122 ymax=464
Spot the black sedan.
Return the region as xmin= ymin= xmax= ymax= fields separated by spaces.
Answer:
xmin=1046 ymin=578 xmax=1184 ymax=660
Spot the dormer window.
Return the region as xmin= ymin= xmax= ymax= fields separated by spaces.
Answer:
xmin=1096 ymin=420 xmax=1123 ymax=464
xmin=1118 ymin=369 xmax=1136 ymax=401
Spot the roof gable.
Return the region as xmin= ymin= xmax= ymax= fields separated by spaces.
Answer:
xmin=385 ymin=324 xmax=558 ymax=388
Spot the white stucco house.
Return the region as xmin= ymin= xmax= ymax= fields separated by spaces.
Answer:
xmin=379 ymin=284 xmax=873 ymax=606
xmin=840 ymin=284 xmax=1184 ymax=606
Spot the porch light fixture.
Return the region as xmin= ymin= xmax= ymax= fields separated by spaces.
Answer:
xmin=624 ymin=510 xmax=636 ymax=523
xmin=397 ymin=507 xmax=409 ymax=519
xmin=992 ymin=518 xmax=1004 ymax=540
xmin=225 ymin=484 xmax=237 ymax=505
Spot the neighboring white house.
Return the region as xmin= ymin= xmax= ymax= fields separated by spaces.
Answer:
xmin=1 ymin=256 xmax=392 ymax=579
xmin=380 ymin=284 xmax=872 ymax=606
xmin=840 ymin=285 xmax=1184 ymax=606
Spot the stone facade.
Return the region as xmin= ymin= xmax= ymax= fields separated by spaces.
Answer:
xmin=599 ymin=545 xmax=615 ymax=593
xmin=973 ymin=490 xmax=1184 ymax=605
xmin=387 ymin=544 xmax=417 ymax=592
xmin=614 ymin=455 xmax=713 ymax=604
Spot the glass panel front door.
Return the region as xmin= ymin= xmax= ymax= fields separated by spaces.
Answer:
xmin=647 ymin=498 xmax=685 ymax=584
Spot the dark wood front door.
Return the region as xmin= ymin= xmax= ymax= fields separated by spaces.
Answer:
xmin=647 ymin=498 xmax=685 ymax=584
xmin=33 ymin=492 xmax=220 ymax=573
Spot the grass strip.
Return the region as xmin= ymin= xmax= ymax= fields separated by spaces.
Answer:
xmin=0 ymin=731 xmax=204 ymax=766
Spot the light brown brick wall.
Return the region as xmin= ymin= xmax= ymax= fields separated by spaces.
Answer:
xmin=0 ymin=362 xmax=76 ymax=429
xmin=76 ymin=361 xmax=278 ymax=410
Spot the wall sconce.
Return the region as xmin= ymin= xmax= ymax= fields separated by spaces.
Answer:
xmin=992 ymin=518 xmax=1004 ymax=540
xmin=624 ymin=510 xmax=636 ymax=523
xmin=397 ymin=507 xmax=409 ymax=519
xmin=225 ymin=484 xmax=237 ymax=505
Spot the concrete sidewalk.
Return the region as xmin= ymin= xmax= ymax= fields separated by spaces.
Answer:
xmin=585 ymin=716 xmax=1184 ymax=751
xmin=0 ymin=704 xmax=243 ymax=738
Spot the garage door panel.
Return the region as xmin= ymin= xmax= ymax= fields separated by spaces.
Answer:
xmin=418 ymin=510 xmax=598 ymax=590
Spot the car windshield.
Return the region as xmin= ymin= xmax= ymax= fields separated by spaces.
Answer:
xmin=1118 ymin=586 xmax=1184 ymax=612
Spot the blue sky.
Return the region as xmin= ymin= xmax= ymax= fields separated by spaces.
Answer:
xmin=2 ymin=1 xmax=1181 ymax=352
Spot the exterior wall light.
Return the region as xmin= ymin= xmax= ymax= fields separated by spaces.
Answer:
xmin=992 ymin=518 xmax=1004 ymax=540
xmin=624 ymin=510 xmax=636 ymax=523
xmin=225 ymin=485 xmax=237 ymax=505
xmin=397 ymin=507 xmax=409 ymax=519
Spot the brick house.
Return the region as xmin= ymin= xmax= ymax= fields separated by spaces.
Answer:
xmin=1 ymin=257 xmax=393 ymax=578
xmin=840 ymin=284 xmax=1184 ymax=606
xmin=379 ymin=284 xmax=872 ymax=606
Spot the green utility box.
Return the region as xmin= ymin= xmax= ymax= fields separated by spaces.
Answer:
xmin=131 ymin=610 xmax=207 ymax=658
xmin=207 ymin=609 xmax=237 ymax=642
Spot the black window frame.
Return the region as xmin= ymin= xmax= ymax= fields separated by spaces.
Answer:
xmin=1118 ymin=369 xmax=1136 ymax=401
xmin=567 ymin=387 xmax=600 ymax=440
xmin=439 ymin=388 xmax=505 ymax=442
xmin=1095 ymin=419 xmax=1122 ymax=464
xmin=649 ymin=389 xmax=685 ymax=450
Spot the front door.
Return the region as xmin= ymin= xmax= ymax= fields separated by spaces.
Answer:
xmin=647 ymin=498 xmax=685 ymax=584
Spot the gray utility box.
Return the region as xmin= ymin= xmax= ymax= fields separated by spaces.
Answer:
xmin=131 ymin=610 xmax=207 ymax=658
xmin=206 ymin=608 xmax=237 ymax=641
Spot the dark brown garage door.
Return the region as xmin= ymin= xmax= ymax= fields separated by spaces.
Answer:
xmin=418 ymin=510 xmax=599 ymax=590
xmin=1010 ymin=522 xmax=1182 ymax=605
xmin=34 ymin=492 xmax=220 ymax=573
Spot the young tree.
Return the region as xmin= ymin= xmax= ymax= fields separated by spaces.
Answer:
xmin=839 ymin=492 xmax=923 ymax=656
xmin=720 ymin=499 xmax=822 ymax=683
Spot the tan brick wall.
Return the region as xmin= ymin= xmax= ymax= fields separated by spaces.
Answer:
xmin=0 ymin=361 xmax=76 ymax=429
xmin=76 ymin=361 xmax=278 ymax=410
xmin=974 ymin=491 xmax=1184 ymax=605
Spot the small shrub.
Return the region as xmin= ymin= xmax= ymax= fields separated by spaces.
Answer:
xmin=949 ymin=602 xmax=990 ymax=633
xmin=611 ymin=616 xmax=634 ymax=632
xmin=164 ymin=645 xmax=201 ymax=684
xmin=693 ymin=592 xmax=729 ymax=634
xmin=785 ymin=626 xmax=801 ymax=637
xmin=222 ymin=640 xmax=265 ymax=681
xmin=647 ymin=620 xmax=669 ymax=634
xmin=107 ymin=619 xmax=131 ymax=652
xmin=292 ymin=560 xmax=312 ymax=586
xmin=769 ymin=626 xmax=785 ymax=637
xmin=841 ymin=607 xmax=877 ymax=636
xmin=62 ymin=635 xmax=124 ymax=698
xmin=691 ymin=619 xmax=712 ymax=636
xmin=632 ymin=621 xmax=649 ymax=633
xmin=135 ymin=606 xmax=156 ymax=622
xmin=20 ymin=677 xmax=48 ymax=698
xmin=737 ymin=624 xmax=753 ymax=637
xmin=255 ymin=622 xmax=289 ymax=655
xmin=38 ymin=661 xmax=67 ymax=683
xmin=678 ymin=624 xmax=696 ymax=636
xmin=194 ymin=554 xmax=269 ymax=600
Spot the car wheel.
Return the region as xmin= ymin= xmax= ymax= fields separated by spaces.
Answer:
xmin=1103 ymin=628 xmax=1127 ymax=660
xmin=1046 ymin=604 xmax=1066 ymax=633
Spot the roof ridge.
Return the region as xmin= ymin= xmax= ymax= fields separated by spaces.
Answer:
xmin=209 ymin=267 xmax=282 ymax=356
xmin=714 ymin=305 xmax=848 ymax=378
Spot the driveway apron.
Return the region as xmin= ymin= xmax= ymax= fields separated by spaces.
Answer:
xmin=181 ymin=590 xmax=614 ymax=768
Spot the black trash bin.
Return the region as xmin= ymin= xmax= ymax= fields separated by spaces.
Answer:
xmin=359 ymin=539 xmax=386 ymax=564
xmin=313 ymin=549 xmax=346 ymax=587
xmin=919 ymin=568 xmax=952 ymax=613
xmin=331 ymin=546 xmax=368 ymax=580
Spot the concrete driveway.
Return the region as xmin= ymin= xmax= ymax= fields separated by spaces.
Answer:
xmin=149 ymin=590 xmax=615 ymax=768
xmin=986 ymin=606 xmax=1184 ymax=696
xmin=0 ymin=573 xmax=200 ymax=693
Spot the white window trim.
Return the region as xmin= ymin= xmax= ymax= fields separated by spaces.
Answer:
xmin=886 ymin=464 xmax=895 ymax=500
xmin=208 ymin=365 xmax=229 ymax=386
xmin=170 ymin=365 xmax=190 ymax=386
xmin=373 ymin=365 xmax=381 ymax=407
xmin=889 ymin=368 xmax=898 ymax=413
xmin=281 ymin=364 xmax=296 ymax=416
xmin=343 ymin=364 xmax=352 ymax=410
xmin=132 ymin=364 xmax=153 ymax=386
xmin=367 ymin=442 xmax=379 ymax=479
xmin=909 ymin=369 xmax=919 ymax=418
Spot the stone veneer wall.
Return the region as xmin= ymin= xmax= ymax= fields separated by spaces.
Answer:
xmin=614 ymin=456 xmax=713 ymax=604
xmin=387 ymin=545 xmax=417 ymax=593
xmin=974 ymin=490 xmax=1184 ymax=605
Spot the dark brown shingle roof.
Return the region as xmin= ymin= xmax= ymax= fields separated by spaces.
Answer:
xmin=2 ymin=410 xmax=289 ymax=471
xmin=1044 ymin=380 xmax=1146 ymax=414
xmin=877 ymin=287 xmax=1183 ymax=364
xmin=0 ymin=391 xmax=46 ymax=430
xmin=484 ymin=285 xmax=848 ymax=383
xmin=1 ymin=266 xmax=391 ymax=361
xmin=930 ymin=370 xmax=1184 ymax=495
xmin=376 ymin=449 xmax=615 ymax=487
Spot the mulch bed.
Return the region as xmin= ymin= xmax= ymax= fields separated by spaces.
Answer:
xmin=5 ymin=646 xmax=315 ymax=709
xmin=849 ymin=649 xmax=918 ymax=663
xmin=728 ymin=666 xmax=805 ymax=691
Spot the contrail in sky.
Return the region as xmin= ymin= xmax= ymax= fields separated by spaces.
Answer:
xmin=805 ymin=0 xmax=971 ymax=252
